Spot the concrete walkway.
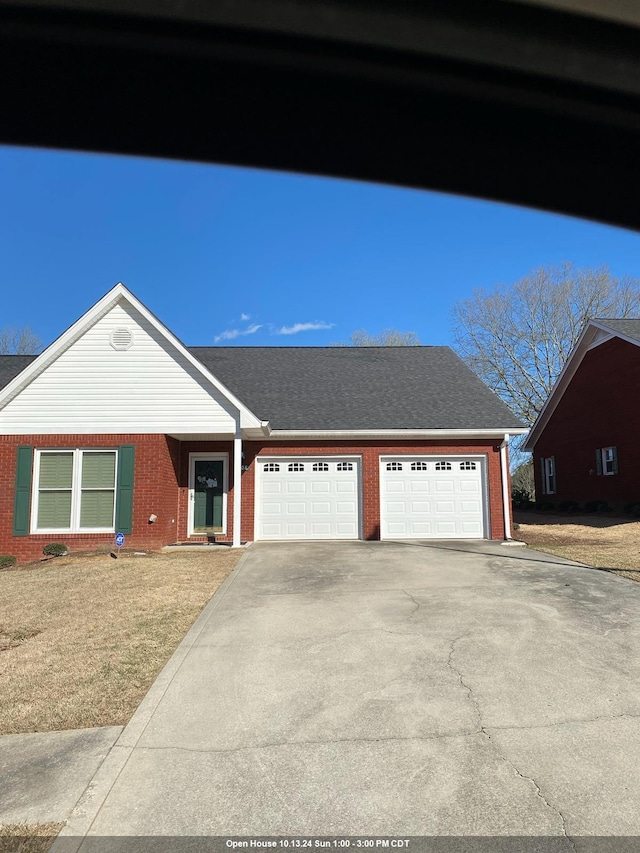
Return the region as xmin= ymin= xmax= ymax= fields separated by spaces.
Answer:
xmin=0 ymin=726 xmax=122 ymax=825
xmin=51 ymin=540 xmax=640 ymax=843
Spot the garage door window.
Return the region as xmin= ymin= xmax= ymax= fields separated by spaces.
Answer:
xmin=435 ymin=461 xmax=452 ymax=471
xmin=460 ymin=461 xmax=477 ymax=470
xmin=411 ymin=461 xmax=428 ymax=471
xmin=264 ymin=462 xmax=280 ymax=472
xmin=312 ymin=462 xmax=329 ymax=472
xmin=386 ymin=461 xmax=403 ymax=471
xmin=337 ymin=462 xmax=353 ymax=471
xmin=288 ymin=462 xmax=305 ymax=472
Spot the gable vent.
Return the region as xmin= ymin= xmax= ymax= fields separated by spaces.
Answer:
xmin=110 ymin=328 xmax=134 ymax=351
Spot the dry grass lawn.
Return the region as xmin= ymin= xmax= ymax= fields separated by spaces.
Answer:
xmin=0 ymin=824 xmax=64 ymax=853
xmin=514 ymin=512 xmax=640 ymax=581
xmin=0 ymin=549 xmax=241 ymax=735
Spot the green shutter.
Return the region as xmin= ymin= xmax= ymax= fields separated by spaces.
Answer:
xmin=595 ymin=449 xmax=602 ymax=476
xmin=115 ymin=445 xmax=135 ymax=534
xmin=13 ymin=446 xmax=33 ymax=536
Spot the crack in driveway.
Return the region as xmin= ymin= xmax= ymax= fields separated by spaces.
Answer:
xmin=447 ymin=634 xmax=577 ymax=849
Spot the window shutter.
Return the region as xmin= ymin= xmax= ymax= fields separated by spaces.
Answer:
xmin=612 ymin=446 xmax=619 ymax=474
xmin=540 ymin=457 xmax=547 ymax=495
xmin=550 ymin=456 xmax=556 ymax=493
xmin=595 ymin=449 xmax=602 ymax=476
xmin=13 ymin=446 xmax=33 ymax=536
xmin=115 ymin=445 xmax=135 ymax=534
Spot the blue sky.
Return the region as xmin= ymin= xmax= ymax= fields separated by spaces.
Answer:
xmin=2 ymin=144 xmax=640 ymax=351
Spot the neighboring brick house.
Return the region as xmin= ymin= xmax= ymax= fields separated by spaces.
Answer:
xmin=524 ymin=318 xmax=640 ymax=510
xmin=0 ymin=284 xmax=525 ymax=562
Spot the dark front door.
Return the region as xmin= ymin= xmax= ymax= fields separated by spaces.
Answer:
xmin=193 ymin=459 xmax=224 ymax=531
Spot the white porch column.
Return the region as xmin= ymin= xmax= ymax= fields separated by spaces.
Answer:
xmin=233 ymin=422 xmax=242 ymax=547
xmin=500 ymin=433 xmax=512 ymax=540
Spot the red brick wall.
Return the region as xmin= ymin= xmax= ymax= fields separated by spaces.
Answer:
xmin=1 ymin=435 xmax=509 ymax=563
xmin=533 ymin=336 xmax=640 ymax=507
xmin=234 ymin=439 xmax=507 ymax=542
xmin=0 ymin=434 xmax=181 ymax=563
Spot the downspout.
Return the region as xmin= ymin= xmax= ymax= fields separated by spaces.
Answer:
xmin=233 ymin=418 xmax=242 ymax=547
xmin=499 ymin=433 xmax=512 ymax=540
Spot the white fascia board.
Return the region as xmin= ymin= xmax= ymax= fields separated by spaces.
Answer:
xmin=0 ymin=283 xmax=263 ymax=429
xmin=268 ymin=428 xmax=529 ymax=440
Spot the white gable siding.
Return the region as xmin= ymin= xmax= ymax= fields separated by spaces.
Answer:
xmin=0 ymin=302 xmax=239 ymax=434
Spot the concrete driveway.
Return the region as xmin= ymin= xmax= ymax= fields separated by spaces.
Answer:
xmin=61 ymin=540 xmax=640 ymax=842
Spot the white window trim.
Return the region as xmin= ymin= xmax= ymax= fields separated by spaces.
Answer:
xmin=31 ymin=448 xmax=118 ymax=534
xmin=543 ymin=456 xmax=556 ymax=495
xmin=188 ymin=452 xmax=229 ymax=537
xmin=602 ymin=446 xmax=616 ymax=476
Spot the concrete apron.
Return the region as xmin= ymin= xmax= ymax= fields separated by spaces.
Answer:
xmin=56 ymin=540 xmax=640 ymax=842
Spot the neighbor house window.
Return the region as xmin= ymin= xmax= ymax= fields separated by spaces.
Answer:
xmin=540 ymin=456 xmax=556 ymax=495
xmin=596 ymin=446 xmax=618 ymax=476
xmin=33 ymin=450 xmax=117 ymax=532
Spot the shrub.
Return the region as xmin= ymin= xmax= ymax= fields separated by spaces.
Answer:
xmin=583 ymin=500 xmax=611 ymax=513
xmin=559 ymin=500 xmax=581 ymax=513
xmin=624 ymin=502 xmax=640 ymax=518
xmin=512 ymin=487 xmax=535 ymax=511
xmin=536 ymin=501 xmax=556 ymax=511
xmin=0 ymin=555 xmax=17 ymax=569
xmin=42 ymin=543 xmax=68 ymax=557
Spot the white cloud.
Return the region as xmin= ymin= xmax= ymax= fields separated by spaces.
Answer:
xmin=276 ymin=321 xmax=335 ymax=335
xmin=240 ymin=313 xmax=250 ymax=321
xmin=214 ymin=323 xmax=262 ymax=343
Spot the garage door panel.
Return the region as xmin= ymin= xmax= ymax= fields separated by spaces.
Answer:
xmin=381 ymin=456 xmax=486 ymax=539
xmin=256 ymin=457 xmax=360 ymax=540
xmin=286 ymin=482 xmax=306 ymax=494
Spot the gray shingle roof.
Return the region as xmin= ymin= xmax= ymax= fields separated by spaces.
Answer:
xmin=594 ymin=318 xmax=640 ymax=343
xmin=0 ymin=347 xmax=524 ymax=432
xmin=0 ymin=355 xmax=37 ymax=389
xmin=190 ymin=346 xmax=524 ymax=431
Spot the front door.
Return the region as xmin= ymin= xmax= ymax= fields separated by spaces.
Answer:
xmin=193 ymin=459 xmax=225 ymax=532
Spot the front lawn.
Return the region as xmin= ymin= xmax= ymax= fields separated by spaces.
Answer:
xmin=513 ymin=512 xmax=640 ymax=581
xmin=0 ymin=549 xmax=241 ymax=734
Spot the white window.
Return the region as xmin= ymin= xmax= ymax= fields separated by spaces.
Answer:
xmin=32 ymin=449 xmax=117 ymax=533
xmin=336 ymin=462 xmax=353 ymax=472
xmin=288 ymin=462 xmax=305 ymax=472
xmin=435 ymin=461 xmax=452 ymax=471
xmin=264 ymin=462 xmax=280 ymax=472
xmin=410 ymin=461 xmax=428 ymax=471
xmin=386 ymin=462 xmax=403 ymax=471
xmin=541 ymin=456 xmax=556 ymax=495
xmin=598 ymin=446 xmax=618 ymax=476
xmin=312 ymin=462 xmax=329 ymax=472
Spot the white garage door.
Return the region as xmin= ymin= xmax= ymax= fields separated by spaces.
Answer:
xmin=255 ymin=456 xmax=360 ymax=540
xmin=380 ymin=456 xmax=486 ymax=539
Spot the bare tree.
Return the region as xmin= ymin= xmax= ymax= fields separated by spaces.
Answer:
xmin=0 ymin=326 xmax=43 ymax=355
xmin=332 ymin=328 xmax=421 ymax=346
xmin=452 ymin=263 xmax=640 ymax=426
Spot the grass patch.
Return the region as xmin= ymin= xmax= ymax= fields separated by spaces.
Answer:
xmin=0 ymin=823 xmax=64 ymax=853
xmin=513 ymin=513 xmax=640 ymax=581
xmin=0 ymin=550 xmax=241 ymax=734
